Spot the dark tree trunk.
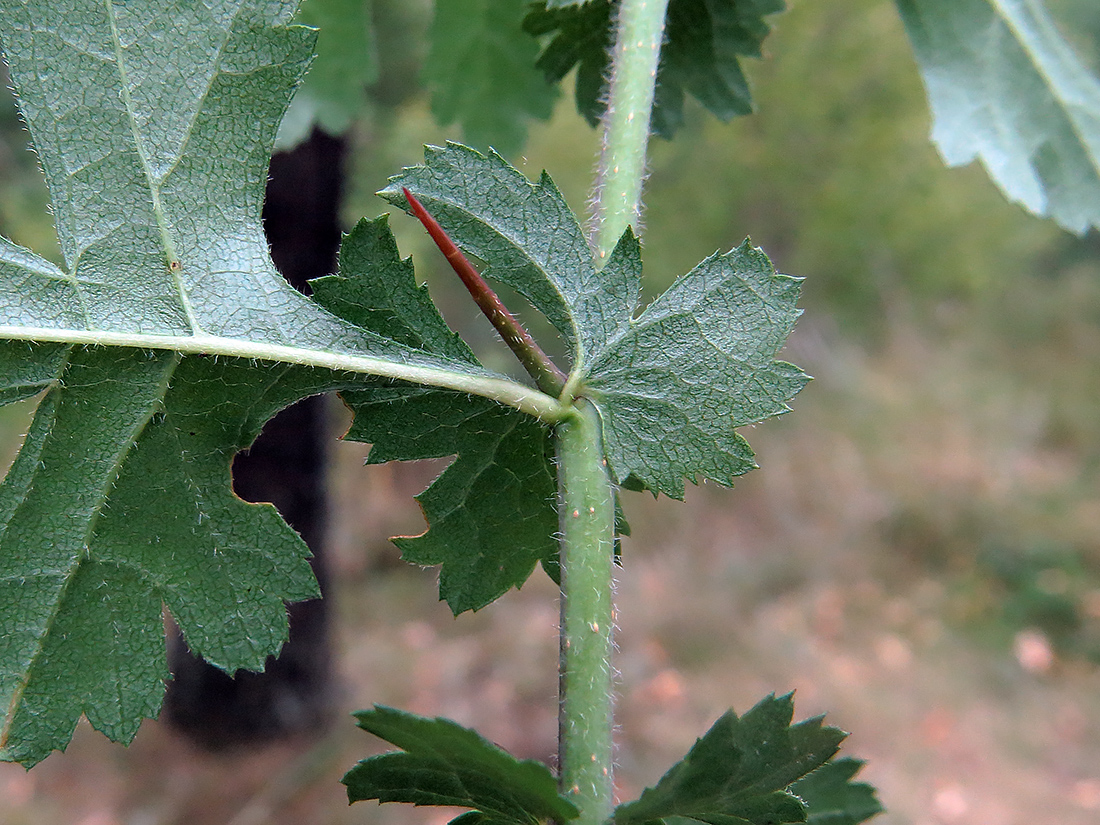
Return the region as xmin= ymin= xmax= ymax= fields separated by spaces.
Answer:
xmin=163 ymin=130 xmax=347 ymax=749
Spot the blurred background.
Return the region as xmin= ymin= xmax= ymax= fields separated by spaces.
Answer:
xmin=2 ymin=0 xmax=1100 ymax=822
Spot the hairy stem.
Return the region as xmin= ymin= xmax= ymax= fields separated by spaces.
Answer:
xmin=591 ymin=0 xmax=671 ymax=261
xmin=402 ymin=188 xmax=567 ymax=396
xmin=556 ymin=1 xmax=669 ymax=820
xmin=556 ymin=400 xmax=616 ymax=825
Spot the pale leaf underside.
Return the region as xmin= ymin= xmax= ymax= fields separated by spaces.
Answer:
xmin=896 ymin=0 xmax=1100 ymax=234
xmin=0 ymin=0 xmax=499 ymax=765
xmin=389 ymin=146 xmax=808 ymax=499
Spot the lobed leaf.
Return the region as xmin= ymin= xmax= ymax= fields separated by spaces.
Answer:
xmin=896 ymin=0 xmax=1100 ymax=235
xmin=344 ymin=705 xmax=579 ymax=825
xmin=0 ymin=0 xmax=483 ymax=376
xmin=524 ymin=0 xmax=786 ymax=139
xmin=585 ymin=236 xmax=808 ymax=498
xmin=386 ymin=146 xmax=806 ymax=499
xmin=0 ymin=347 xmax=360 ymax=766
xmin=0 ymin=1 xmax=512 ymax=763
xmin=314 ymin=218 xmax=559 ymax=614
xmin=614 ymin=694 xmax=847 ymax=825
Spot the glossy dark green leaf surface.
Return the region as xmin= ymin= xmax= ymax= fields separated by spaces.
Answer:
xmin=790 ymin=758 xmax=883 ymax=825
xmin=0 ymin=348 xmax=357 ymax=766
xmin=315 ymin=217 xmax=559 ymax=614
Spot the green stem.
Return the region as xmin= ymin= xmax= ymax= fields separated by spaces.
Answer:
xmin=556 ymin=400 xmax=616 ymax=825
xmin=556 ymin=2 xmax=669 ymax=821
xmin=592 ymin=0 xmax=671 ymax=261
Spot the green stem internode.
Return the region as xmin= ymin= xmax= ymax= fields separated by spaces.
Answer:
xmin=555 ymin=1 xmax=670 ymax=821
xmin=592 ymin=0 xmax=671 ymax=261
xmin=556 ymin=400 xmax=617 ymax=825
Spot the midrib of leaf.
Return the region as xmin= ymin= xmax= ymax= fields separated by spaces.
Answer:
xmin=0 ymin=349 xmax=180 ymax=747
xmin=104 ymin=0 xmax=221 ymax=333
xmin=994 ymin=0 xmax=1096 ymax=160
xmin=0 ymin=323 xmax=565 ymax=421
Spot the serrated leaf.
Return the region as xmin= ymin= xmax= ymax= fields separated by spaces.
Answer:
xmin=585 ymin=237 xmax=808 ymax=498
xmin=789 ymin=759 xmax=883 ymax=825
xmin=312 ymin=216 xmax=476 ymax=363
xmin=524 ymin=0 xmax=785 ymax=139
xmin=349 ymin=390 xmax=559 ymax=614
xmin=0 ymin=347 xmax=360 ymax=766
xmin=313 ymin=217 xmax=559 ymax=614
xmin=425 ymin=0 xmax=558 ymax=157
xmin=278 ymin=0 xmax=378 ymax=148
xmin=316 ymin=218 xmax=628 ymax=605
xmin=614 ymin=694 xmax=847 ymax=825
xmin=0 ymin=1 xmax=505 ymax=764
xmin=380 ymin=142 xmax=639 ymax=372
xmin=385 ymin=146 xmax=806 ymax=499
xmin=896 ymin=0 xmax=1100 ymax=234
xmin=344 ymin=705 xmax=579 ymax=825
xmin=524 ymin=0 xmax=613 ymax=129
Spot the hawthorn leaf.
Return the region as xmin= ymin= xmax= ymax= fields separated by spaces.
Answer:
xmin=384 ymin=146 xmax=806 ymax=499
xmin=524 ymin=0 xmax=786 ymax=139
xmin=278 ymin=0 xmax=378 ymax=148
xmin=313 ymin=218 xmax=559 ymax=614
xmin=584 ymin=237 xmax=808 ymax=499
xmin=896 ymin=0 xmax=1100 ymax=234
xmin=312 ymin=216 xmax=475 ymax=363
xmin=0 ymin=348 xmax=360 ymax=766
xmin=426 ymin=0 xmax=557 ymax=157
xmin=613 ymin=694 xmax=846 ymax=825
xmin=380 ymin=142 xmax=639 ymax=372
xmin=346 ymin=388 xmax=559 ymax=614
xmin=789 ymin=759 xmax=883 ymax=825
xmin=0 ymin=0 xmax=500 ymax=765
xmin=344 ymin=705 xmax=579 ymax=825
